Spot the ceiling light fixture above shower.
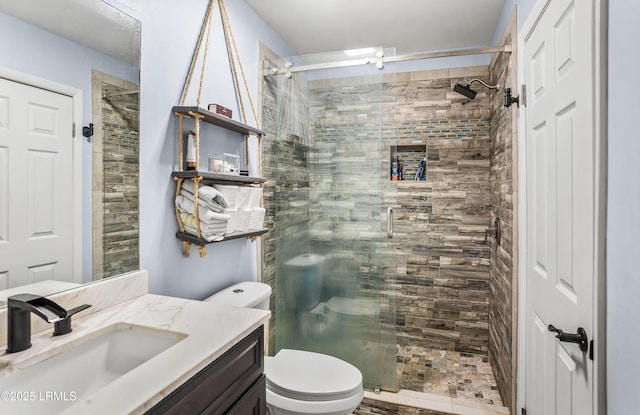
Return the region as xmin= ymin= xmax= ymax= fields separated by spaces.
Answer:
xmin=453 ymin=78 xmax=499 ymax=100
xmin=344 ymin=47 xmax=378 ymax=56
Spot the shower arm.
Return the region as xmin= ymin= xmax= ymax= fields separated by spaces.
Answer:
xmin=467 ymin=79 xmax=499 ymax=90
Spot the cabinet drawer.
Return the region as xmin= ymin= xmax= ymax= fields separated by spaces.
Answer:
xmin=220 ymin=375 xmax=266 ymax=415
xmin=147 ymin=325 xmax=264 ymax=415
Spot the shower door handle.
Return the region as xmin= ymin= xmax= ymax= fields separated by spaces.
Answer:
xmin=387 ymin=207 xmax=393 ymax=238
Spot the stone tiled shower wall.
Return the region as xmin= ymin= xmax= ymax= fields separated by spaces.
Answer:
xmin=101 ymin=85 xmax=139 ymax=278
xmin=384 ymin=69 xmax=492 ymax=354
xmin=488 ymin=13 xmax=518 ymax=412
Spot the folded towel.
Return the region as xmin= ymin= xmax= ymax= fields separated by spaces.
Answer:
xmin=225 ymin=208 xmax=250 ymax=234
xmin=236 ymin=187 xmax=252 ymax=209
xmin=175 ymin=195 xmax=231 ymax=223
xmin=182 ymin=223 xmax=225 ymax=242
xmin=180 ymin=214 xmax=227 ymax=229
xmin=180 ymin=189 xmax=224 ymax=213
xmin=213 ymin=185 xmax=239 ymax=209
xmin=180 ymin=212 xmax=229 ymax=234
xmin=247 ymin=187 xmax=263 ymax=209
xmin=249 ymin=207 xmax=266 ymax=229
xmin=182 ymin=180 xmax=228 ymax=209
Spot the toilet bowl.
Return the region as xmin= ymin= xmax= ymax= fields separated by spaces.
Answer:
xmin=204 ymin=281 xmax=364 ymax=415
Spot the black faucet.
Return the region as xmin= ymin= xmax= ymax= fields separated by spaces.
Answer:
xmin=6 ymin=294 xmax=91 ymax=353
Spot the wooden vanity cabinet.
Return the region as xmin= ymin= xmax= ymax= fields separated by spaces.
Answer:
xmin=146 ymin=325 xmax=265 ymax=415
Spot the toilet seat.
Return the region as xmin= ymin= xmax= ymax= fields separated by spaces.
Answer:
xmin=266 ymin=349 xmax=362 ymax=401
xmin=265 ymin=349 xmax=363 ymax=413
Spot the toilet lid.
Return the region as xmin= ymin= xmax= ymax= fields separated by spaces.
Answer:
xmin=265 ymin=349 xmax=362 ymax=402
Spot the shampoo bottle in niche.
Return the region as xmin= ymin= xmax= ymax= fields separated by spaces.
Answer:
xmin=186 ymin=130 xmax=196 ymax=170
xmin=391 ymin=156 xmax=399 ymax=180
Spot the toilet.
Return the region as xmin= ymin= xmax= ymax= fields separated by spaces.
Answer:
xmin=204 ymin=281 xmax=364 ymax=415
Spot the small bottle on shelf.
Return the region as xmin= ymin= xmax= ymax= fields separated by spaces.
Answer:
xmin=186 ymin=130 xmax=197 ymax=171
xmin=391 ymin=156 xmax=399 ymax=181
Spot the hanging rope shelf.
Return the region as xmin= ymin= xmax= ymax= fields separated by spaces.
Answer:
xmin=172 ymin=0 xmax=266 ymax=257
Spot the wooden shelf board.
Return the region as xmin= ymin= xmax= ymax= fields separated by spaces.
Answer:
xmin=176 ymin=229 xmax=268 ymax=246
xmin=173 ymin=106 xmax=265 ymax=136
xmin=172 ymin=171 xmax=267 ymax=185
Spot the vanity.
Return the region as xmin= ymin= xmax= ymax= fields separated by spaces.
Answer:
xmin=0 ymin=271 xmax=270 ymax=414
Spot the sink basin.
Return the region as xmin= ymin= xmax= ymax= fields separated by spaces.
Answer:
xmin=0 ymin=324 xmax=186 ymax=414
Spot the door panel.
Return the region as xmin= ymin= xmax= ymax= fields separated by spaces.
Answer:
xmin=524 ymin=0 xmax=596 ymax=413
xmin=0 ymin=78 xmax=74 ymax=288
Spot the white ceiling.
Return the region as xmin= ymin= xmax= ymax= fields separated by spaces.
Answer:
xmin=0 ymin=0 xmax=140 ymax=66
xmin=245 ymin=0 xmax=507 ymax=56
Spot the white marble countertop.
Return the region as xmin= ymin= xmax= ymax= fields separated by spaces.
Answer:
xmin=0 ymin=292 xmax=270 ymax=414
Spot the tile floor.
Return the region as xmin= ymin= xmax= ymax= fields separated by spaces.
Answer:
xmin=397 ymin=345 xmax=504 ymax=406
xmin=354 ymin=346 xmax=509 ymax=415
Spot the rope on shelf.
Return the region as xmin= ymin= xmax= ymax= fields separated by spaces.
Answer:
xmin=180 ymin=0 xmax=216 ymax=106
xmin=218 ymin=0 xmax=259 ymax=128
xmin=175 ymin=0 xmax=264 ymax=257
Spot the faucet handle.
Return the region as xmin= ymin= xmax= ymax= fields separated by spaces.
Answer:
xmin=53 ymin=304 xmax=92 ymax=336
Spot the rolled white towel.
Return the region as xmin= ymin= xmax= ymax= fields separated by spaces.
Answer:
xmin=249 ymin=207 xmax=266 ymax=229
xmin=180 ymin=189 xmax=224 ymax=213
xmin=213 ymin=185 xmax=239 ymax=209
xmin=175 ymin=195 xmax=231 ymax=224
xmin=182 ymin=180 xmax=228 ymax=209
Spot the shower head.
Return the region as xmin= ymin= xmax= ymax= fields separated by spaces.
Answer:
xmin=453 ymin=83 xmax=477 ymax=99
xmin=453 ymin=79 xmax=499 ymax=100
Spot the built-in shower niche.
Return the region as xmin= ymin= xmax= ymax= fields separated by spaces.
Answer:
xmin=389 ymin=144 xmax=426 ymax=181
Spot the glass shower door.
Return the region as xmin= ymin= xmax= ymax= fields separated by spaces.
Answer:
xmin=263 ymin=48 xmax=397 ymax=392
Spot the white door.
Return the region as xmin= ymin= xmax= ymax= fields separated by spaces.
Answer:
xmin=523 ymin=0 xmax=602 ymax=413
xmin=0 ymin=78 xmax=75 ymax=289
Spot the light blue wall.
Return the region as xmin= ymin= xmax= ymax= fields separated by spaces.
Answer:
xmin=0 ymin=11 xmax=139 ymax=282
xmin=132 ymin=0 xmax=294 ymax=299
xmin=607 ymin=2 xmax=640 ymax=413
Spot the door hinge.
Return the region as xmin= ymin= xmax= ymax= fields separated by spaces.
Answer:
xmin=72 ymin=122 xmax=76 ymax=138
xmin=520 ymin=84 xmax=527 ymax=106
xmin=522 ymin=408 xmax=527 ymax=415
xmin=590 ymin=339 xmax=594 ymax=360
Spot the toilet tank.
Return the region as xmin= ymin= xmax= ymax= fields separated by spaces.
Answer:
xmin=203 ymin=281 xmax=272 ymax=310
xmin=282 ymin=253 xmax=325 ymax=311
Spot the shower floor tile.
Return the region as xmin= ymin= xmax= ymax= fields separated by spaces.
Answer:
xmin=397 ymin=345 xmax=504 ymax=407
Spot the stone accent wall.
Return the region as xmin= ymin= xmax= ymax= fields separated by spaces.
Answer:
xmin=380 ymin=69 xmax=492 ymax=355
xmin=100 ymin=85 xmax=139 ymax=278
xmin=488 ymin=14 xmax=518 ymax=413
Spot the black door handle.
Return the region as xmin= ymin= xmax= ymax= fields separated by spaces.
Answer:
xmin=548 ymin=324 xmax=588 ymax=352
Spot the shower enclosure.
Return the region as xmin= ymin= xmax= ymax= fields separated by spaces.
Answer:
xmin=261 ymin=38 xmax=516 ymax=414
xmin=261 ymin=48 xmax=398 ymax=392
